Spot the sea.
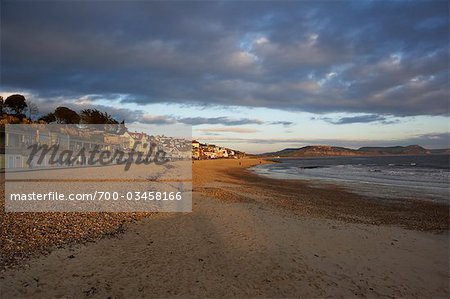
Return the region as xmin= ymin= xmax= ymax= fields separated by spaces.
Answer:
xmin=250 ymin=155 xmax=450 ymax=203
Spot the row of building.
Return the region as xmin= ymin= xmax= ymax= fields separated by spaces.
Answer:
xmin=1 ymin=126 xmax=191 ymax=169
xmin=1 ymin=126 xmax=245 ymax=169
xmin=192 ymin=140 xmax=245 ymax=160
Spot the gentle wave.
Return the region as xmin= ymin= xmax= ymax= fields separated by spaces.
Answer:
xmin=252 ymin=155 xmax=450 ymax=202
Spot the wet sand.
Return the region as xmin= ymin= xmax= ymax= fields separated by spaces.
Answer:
xmin=1 ymin=158 xmax=449 ymax=297
xmin=215 ymin=160 xmax=449 ymax=231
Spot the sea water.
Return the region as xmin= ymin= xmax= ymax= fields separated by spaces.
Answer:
xmin=251 ymin=155 xmax=450 ymax=202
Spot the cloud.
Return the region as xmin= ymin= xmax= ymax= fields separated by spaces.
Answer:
xmin=25 ymin=96 xmax=172 ymax=125
xmin=24 ymin=96 xmax=146 ymax=123
xmin=13 ymin=94 xmax=277 ymax=127
xmin=320 ymin=114 xmax=399 ymax=125
xmin=139 ymin=115 xmax=175 ymax=125
xmin=178 ymin=116 xmax=263 ymax=126
xmin=269 ymin=121 xmax=294 ymax=126
xmin=1 ymin=1 xmax=448 ymax=116
xmin=199 ymin=127 xmax=260 ymax=134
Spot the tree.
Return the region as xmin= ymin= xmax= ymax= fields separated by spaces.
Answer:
xmin=54 ymin=106 xmax=80 ymax=124
xmin=80 ymin=109 xmax=121 ymax=133
xmin=26 ymin=101 xmax=39 ymax=120
xmin=4 ymin=94 xmax=27 ymax=115
xmin=0 ymin=96 xmax=3 ymax=115
xmin=80 ymin=109 xmax=119 ymax=124
xmin=39 ymin=112 xmax=56 ymax=123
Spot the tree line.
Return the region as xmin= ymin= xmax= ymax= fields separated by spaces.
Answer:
xmin=0 ymin=94 xmax=122 ymax=125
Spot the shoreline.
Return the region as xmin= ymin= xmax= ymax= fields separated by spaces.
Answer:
xmin=211 ymin=158 xmax=449 ymax=232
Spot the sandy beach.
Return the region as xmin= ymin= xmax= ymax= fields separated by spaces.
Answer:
xmin=1 ymin=158 xmax=449 ymax=298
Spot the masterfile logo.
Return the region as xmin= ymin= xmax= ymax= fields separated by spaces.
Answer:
xmin=4 ymin=124 xmax=193 ymax=213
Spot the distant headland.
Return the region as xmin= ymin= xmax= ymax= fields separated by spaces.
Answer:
xmin=261 ymin=145 xmax=450 ymax=157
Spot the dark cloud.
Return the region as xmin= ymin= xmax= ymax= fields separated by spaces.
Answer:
xmin=1 ymin=1 xmax=448 ymax=116
xmin=320 ymin=114 xmax=398 ymax=125
xmin=269 ymin=121 xmax=294 ymax=126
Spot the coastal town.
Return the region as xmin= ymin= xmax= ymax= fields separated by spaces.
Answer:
xmin=2 ymin=127 xmax=245 ymax=170
xmin=0 ymin=95 xmax=245 ymax=169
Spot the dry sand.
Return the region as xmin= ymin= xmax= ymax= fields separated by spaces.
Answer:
xmin=1 ymin=158 xmax=449 ymax=298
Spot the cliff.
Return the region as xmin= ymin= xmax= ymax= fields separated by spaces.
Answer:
xmin=263 ymin=145 xmax=446 ymax=157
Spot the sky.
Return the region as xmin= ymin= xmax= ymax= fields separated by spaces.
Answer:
xmin=1 ymin=0 xmax=449 ymax=153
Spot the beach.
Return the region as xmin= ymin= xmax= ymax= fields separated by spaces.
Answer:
xmin=1 ymin=158 xmax=449 ymax=297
